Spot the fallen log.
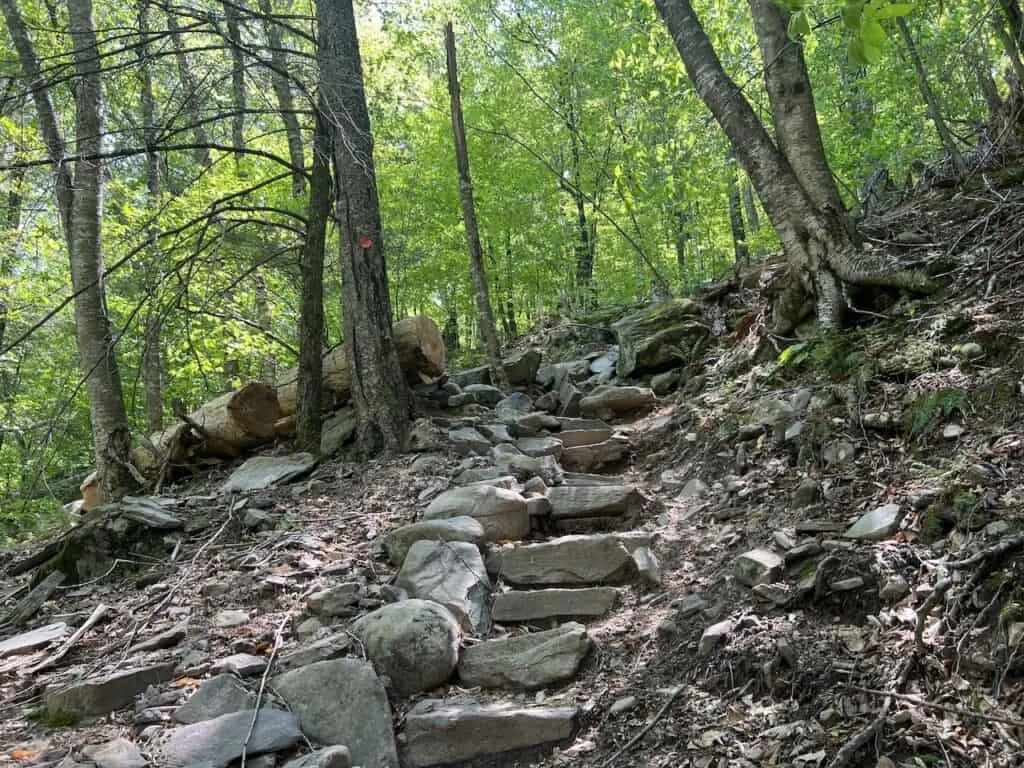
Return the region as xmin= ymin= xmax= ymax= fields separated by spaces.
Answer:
xmin=274 ymin=314 xmax=447 ymax=415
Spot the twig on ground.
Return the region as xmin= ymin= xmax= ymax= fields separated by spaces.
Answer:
xmin=600 ymin=685 xmax=683 ymax=768
xmin=844 ymin=684 xmax=1024 ymax=728
xmin=241 ymin=613 xmax=291 ymax=767
xmin=31 ymin=603 xmax=108 ymax=673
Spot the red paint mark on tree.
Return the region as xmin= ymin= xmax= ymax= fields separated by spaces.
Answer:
xmin=359 ymin=236 xmax=373 ymax=250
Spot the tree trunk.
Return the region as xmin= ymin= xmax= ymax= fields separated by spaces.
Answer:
xmin=67 ymin=0 xmax=136 ymax=499
xmin=223 ymin=1 xmax=247 ymax=169
xmin=253 ymin=273 xmax=275 ymax=382
xmin=741 ymin=180 xmax=765 ymax=259
xmin=727 ymin=152 xmax=750 ymax=267
xmin=259 ymin=0 xmax=306 ymax=196
xmin=296 ymin=107 xmax=331 ymax=453
xmin=995 ymin=17 xmax=1024 ymax=88
xmin=653 ymin=0 xmax=932 ymax=332
xmin=315 ymin=0 xmax=411 ymax=454
xmin=444 ymin=22 xmax=509 ymax=391
xmin=747 ymin=0 xmax=849 ymax=224
xmin=167 ymin=12 xmax=212 ymax=169
xmin=674 ymin=206 xmax=689 ymax=285
xmin=896 ymin=18 xmax=965 ymax=176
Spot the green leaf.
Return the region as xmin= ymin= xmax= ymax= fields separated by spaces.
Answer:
xmin=841 ymin=1 xmax=864 ymax=29
xmin=848 ymin=37 xmax=869 ymax=65
xmin=862 ymin=40 xmax=883 ymax=64
xmin=862 ymin=20 xmax=887 ymax=48
xmin=788 ymin=11 xmax=811 ymax=39
xmin=871 ymin=2 xmax=915 ymax=19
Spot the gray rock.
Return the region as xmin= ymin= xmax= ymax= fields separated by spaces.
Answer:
xmin=307 ymin=582 xmax=360 ymax=617
xmin=351 ymin=600 xmax=461 ymax=696
xmin=128 ymin=623 xmax=187 ymax=653
xmin=403 ymin=699 xmax=578 ymax=767
xmin=879 ymin=575 xmax=910 ymax=602
xmin=791 ymin=388 xmax=813 ymax=412
xmin=504 ymin=349 xmax=542 ymax=385
xmin=495 ymin=393 xmax=534 ymax=422
xmin=222 ymin=453 xmax=317 ymax=492
xmin=547 ymin=485 xmax=643 ymax=521
xmin=450 ymin=365 xmax=490 ymax=388
xmin=0 ymin=622 xmax=68 ymax=658
xmin=82 ymin=738 xmax=147 ymax=768
xmin=698 ymin=619 xmax=734 ymax=657
xmin=609 ymin=696 xmax=637 ymax=716
xmin=210 ymin=653 xmax=266 ymax=677
xmin=477 ymin=423 xmax=514 ymax=443
xmin=556 ymin=427 xmax=613 ymax=448
xmin=830 ymin=576 xmax=865 ymax=591
xmin=281 ymin=747 xmax=352 ymax=768
xmin=489 ymin=535 xmax=637 ymax=586
xmin=822 ymin=440 xmax=856 ymax=465
xmin=534 ymin=391 xmax=558 ymax=412
xmin=491 ymin=587 xmax=618 ymax=622
xmin=631 ymin=546 xmax=662 ymax=586
xmin=409 ymin=455 xmax=447 ymax=475
xmin=44 ymin=662 xmax=176 ymax=717
xmin=792 ymin=478 xmax=821 ymax=507
xmin=751 ymin=398 xmax=795 ymax=427
xmin=536 ymin=360 xmax=589 ymax=389
xmin=733 ymin=549 xmax=784 ymax=587
xmin=161 ymin=709 xmax=301 ymax=767
xmin=321 ymin=408 xmax=358 ymax=455
xmin=174 ymin=674 xmax=254 ymax=724
xmin=395 ymin=540 xmax=491 ymax=633
xmin=408 ymin=419 xmax=447 ymax=453
xmin=557 ymin=378 xmax=583 ymax=418
xmin=452 ymin=465 xmax=506 ymax=484
xmin=513 ymin=412 xmax=560 ymax=434
xmin=580 ymin=386 xmax=656 ymax=417
xmin=515 ymin=436 xmax=563 ymax=458
xmin=273 ymin=659 xmax=398 ymax=768
xmin=277 ymin=633 xmax=352 ymax=672
xmin=294 ymin=617 xmax=324 ymax=643
xmin=675 ymin=594 xmax=708 ymax=618
xmin=844 ymin=504 xmax=901 ymax=540
xmin=650 ymin=369 xmax=681 ymax=396
xmin=384 ymin=517 xmax=486 ymax=566
xmin=561 ymin=438 xmax=630 ymax=473
xmin=463 ymin=384 xmax=505 ymax=406
xmin=447 ymin=427 xmax=491 ymax=456
xmin=214 ymin=609 xmax=249 ymax=628
xmin=490 ymin=443 xmax=563 ymax=485
xmin=422 ymin=485 xmax=529 ymax=541
xmin=960 ymin=342 xmax=984 ymax=360
xmin=677 ymin=478 xmax=709 ymax=499
xmin=562 ymin=471 xmax=625 ymax=486
xmin=589 ymin=350 xmax=619 ymax=375
xmin=457 ymin=623 xmax=590 ymax=689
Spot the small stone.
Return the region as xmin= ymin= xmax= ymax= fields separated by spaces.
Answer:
xmin=792 ymin=478 xmax=821 ymax=508
xmin=307 ymin=582 xmax=360 ymax=618
xmin=631 ymin=546 xmax=662 ymax=586
xmin=773 ymin=530 xmax=796 ymax=550
xmin=822 ymin=440 xmax=856 ymax=465
xmin=210 ymin=653 xmax=266 ymax=677
xmin=959 ymin=342 xmax=984 ymax=360
xmin=942 ymin=423 xmax=965 ymax=439
xmin=818 ymin=708 xmax=839 ymax=725
xmin=676 ymin=478 xmax=709 ymax=499
xmin=733 ymin=548 xmax=784 ymax=587
xmin=608 ymin=696 xmax=637 ymax=715
xmin=295 ymin=617 xmax=323 ymax=642
xmin=829 ymin=576 xmax=865 ymax=592
xmin=784 ymin=541 xmax=822 ymax=563
xmin=986 ymin=520 xmax=1011 ymax=537
xmin=791 ymin=388 xmax=812 ymax=412
xmin=82 ymin=738 xmax=148 ymax=768
xmin=698 ymin=619 xmax=733 ymax=657
xmin=879 ymin=576 xmax=910 ymax=602
xmin=213 ymin=609 xmax=249 ymax=628
xmin=751 ymin=583 xmax=791 ymax=605
xmin=844 ymin=504 xmax=901 ymax=541
xmin=675 ymin=594 xmax=707 ymax=618
xmin=174 ymin=674 xmax=254 ymax=724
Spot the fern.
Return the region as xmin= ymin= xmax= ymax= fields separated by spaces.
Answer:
xmin=907 ymin=388 xmax=968 ymax=438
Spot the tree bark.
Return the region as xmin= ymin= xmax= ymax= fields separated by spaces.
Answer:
xmin=167 ymin=12 xmax=212 ymax=169
xmin=316 ymin=0 xmax=411 ymax=454
xmin=223 ymin=1 xmax=247 ymax=168
xmin=296 ymin=106 xmax=331 ymax=453
xmin=896 ymin=18 xmax=965 ymax=176
xmin=727 ymin=152 xmax=749 ymax=267
xmin=259 ymin=0 xmax=306 ymax=196
xmin=445 ymin=22 xmax=508 ymax=391
xmin=747 ymin=0 xmax=849 ymax=224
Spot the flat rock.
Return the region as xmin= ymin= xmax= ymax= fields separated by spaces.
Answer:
xmin=562 ymin=472 xmax=625 ymax=486
xmin=174 ymin=674 xmax=254 ymax=724
xmin=547 ymin=485 xmax=643 ymax=521
xmin=495 ymin=393 xmax=534 ymax=422
xmin=561 ymin=438 xmax=630 ymax=472
xmin=395 ymin=540 xmax=491 ymax=633
xmin=45 ymin=662 xmax=176 ymax=717
xmin=281 ymin=747 xmax=352 ymax=768
xmin=161 ymin=708 xmax=301 ymax=767
xmin=458 ymin=623 xmax=590 ymax=689
xmin=844 ymin=504 xmax=902 ymax=540
xmin=83 ymin=738 xmax=147 ymax=768
xmin=452 ymin=465 xmax=506 ymax=484
xmin=504 ymin=348 xmax=542 ymax=385
xmin=321 ymin=408 xmax=358 ymax=455
xmin=213 ymin=609 xmax=249 ymax=628
xmin=491 ymin=587 xmax=619 ymax=622
xmin=698 ymin=619 xmax=734 ymax=657
xmin=422 ymin=485 xmax=529 ymax=541
xmin=403 ymin=699 xmax=578 ymax=767
xmin=222 ymin=453 xmax=316 ymax=492
xmin=462 ymin=384 xmax=505 ymax=406
xmin=128 ymin=623 xmax=186 ymax=653
xmin=351 ymin=600 xmax=461 ymax=697
xmin=450 ymin=365 xmax=490 ymax=388
xmin=651 ymin=369 xmax=681 ymax=395
xmin=0 ymin=622 xmax=68 ymax=658
xmin=580 ymin=386 xmax=656 ymax=417
xmin=490 ymin=443 xmax=563 ymax=485
xmin=477 ymin=423 xmax=514 ymax=444
xmin=273 ymin=659 xmax=397 ymax=768
xmin=384 ymin=517 xmax=486 ymax=566
xmin=307 ymin=582 xmax=360 ymax=617
xmin=515 ymin=436 xmax=563 ymax=458
xmin=277 ymin=633 xmax=352 ymax=672
xmin=556 ymin=427 xmax=613 ymax=448
xmin=733 ymin=548 xmax=784 ymax=587
xmin=210 ymin=653 xmax=267 ymax=677
xmin=447 ymin=427 xmax=491 ymax=456
xmin=408 ymin=418 xmax=447 ymax=453
xmin=410 ymin=455 xmax=447 ymax=475
xmin=490 ymin=535 xmax=637 ymax=586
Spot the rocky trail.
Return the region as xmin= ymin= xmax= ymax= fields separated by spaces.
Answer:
xmin=6 ymin=181 xmax=1024 ymax=767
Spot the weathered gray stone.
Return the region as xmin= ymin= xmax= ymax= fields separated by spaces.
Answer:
xmin=536 ymin=360 xmax=589 ymax=389
xmin=321 ymin=408 xmax=358 ymax=455
xmin=477 ymin=423 xmax=514 ymax=444
xmin=547 ymin=485 xmax=642 ymax=521
xmin=515 ymin=436 xmax=563 ymax=458
xmin=879 ymin=575 xmax=910 ymax=602
xmin=562 ymin=472 xmax=625 ymax=486
xmin=214 ymin=609 xmax=249 ymax=628
xmin=162 ymin=709 xmax=301 ymax=767
xmin=403 ymin=699 xmax=578 ymax=767
xmin=698 ymin=619 xmax=734 ymax=657
xmin=611 ymin=300 xmax=708 ymax=377
xmin=273 ymin=659 xmax=397 ymax=768
xmin=513 ymin=412 xmax=560 ymax=434
xmin=561 ymin=438 xmax=630 ymax=473
xmin=277 ymin=633 xmax=352 ymax=672
xmin=490 ymin=535 xmax=637 ymax=586
xmin=450 ymin=365 xmax=490 ymax=388
xmin=631 ymin=546 xmax=662 ymax=586
xmin=580 ymin=386 xmax=656 ymax=417
xmin=492 ymin=588 xmax=618 ymax=622
xmin=422 ymin=485 xmax=529 ymax=541
xmin=844 ymin=504 xmax=901 ymax=540
xmin=408 ymin=418 xmax=446 ymax=453
xmin=0 ymin=622 xmax=68 ymax=658
xmin=174 ymin=674 xmax=254 ymax=724
xmin=557 ymin=378 xmax=583 ymax=418
xmin=222 ymin=453 xmax=317 ymax=492
xmin=733 ymin=549 xmax=784 ymax=587
xmin=281 ymin=747 xmax=352 ymax=768
xmin=556 ymin=427 xmax=613 ymax=448
xmin=307 ymin=582 xmax=360 ymax=617
xmin=505 ymin=349 xmax=542 ymax=385
xmin=495 ymin=393 xmax=534 ymax=422
xmin=452 ymin=465 xmax=505 ymax=484
xmin=83 ymin=738 xmax=147 ymax=768
xmin=457 ymin=623 xmax=590 ymax=689
xmin=410 ymin=455 xmax=447 ymax=476
xmin=384 ymin=517 xmax=486 ymax=566
xmin=751 ymin=398 xmax=795 ymax=427
xmin=650 ymin=369 xmax=681 ymax=395
xmin=351 ymin=600 xmax=461 ymax=697
xmin=448 ymin=427 xmax=491 ymax=456
xmin=822 ymin=440 xmax=856 ymax=465
xmin=44 ymin=662 xmax=176 ymax=717
xmin=490 ymin=443 xmax=563 ymax=485
xmin=209 ymin=653 xmax=266 ymax=677
xmin=395 ymin=540 xmax=491 ymax=633
xmin=462 ymin=384 xmax=504 ymax=406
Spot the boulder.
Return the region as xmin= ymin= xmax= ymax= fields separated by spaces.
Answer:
xmin=546 ymin=485 xmax=643 ymax=521
xmin=273 ymin=659 xmax=398 ymax=768
xmin=447 ymin=427 xmax=490 ymax=456
xmin=495 ymin=393 xmax=534 ymax=422
xmin=320 ymin=408 xmax=357 ymax=456
xmin=580 ymin=386 xmax=656 ymax=418
xmin=490 ymin=443 xmax=563 ymax=486
xmin=450 ymin=365 xmax=490 ymax=388
xmin=515 ymin=436 xmax=563 ymax=458
xmin=504 ymin=349 xmax=542 ymax=385
xmin=611 ymin=299 xmax=710 ymax=377
xmin=395 ymin=540 xmax=491 ymax=633
xmin=383 ymin=517 xmax=486 ymax=566
xmin=560 ymin=438 xmax=630 ymax=472
xmin=44 ymin=662 xmax=176 ymax=717
xmin=161 ymin=709 xmax=301 ymax=768
xmin=351 ymin=600 xmax=461 ymax=696
xmin=457 ymin=623 xmax=590 ymax=689
xmin=174 ymin=674 xmax=255 ymax=724
xmin=422 ymin=485 xmax=530 ymax=541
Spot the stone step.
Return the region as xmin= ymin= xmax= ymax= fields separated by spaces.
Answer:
xmin=487 ymin=534 xmax=638 ymax=586
xmin=457 ymin=623 xmax=590 ymax=690
xmin=491 ymin=587 xmax=619 ymax=622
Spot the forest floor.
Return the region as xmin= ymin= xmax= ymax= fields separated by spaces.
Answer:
xmin=6 ymin=167 xmax=1024 ymax=767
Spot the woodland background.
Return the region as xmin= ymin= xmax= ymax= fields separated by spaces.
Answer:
xmin=0 ymin=0 xmax=1007 ymax=535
